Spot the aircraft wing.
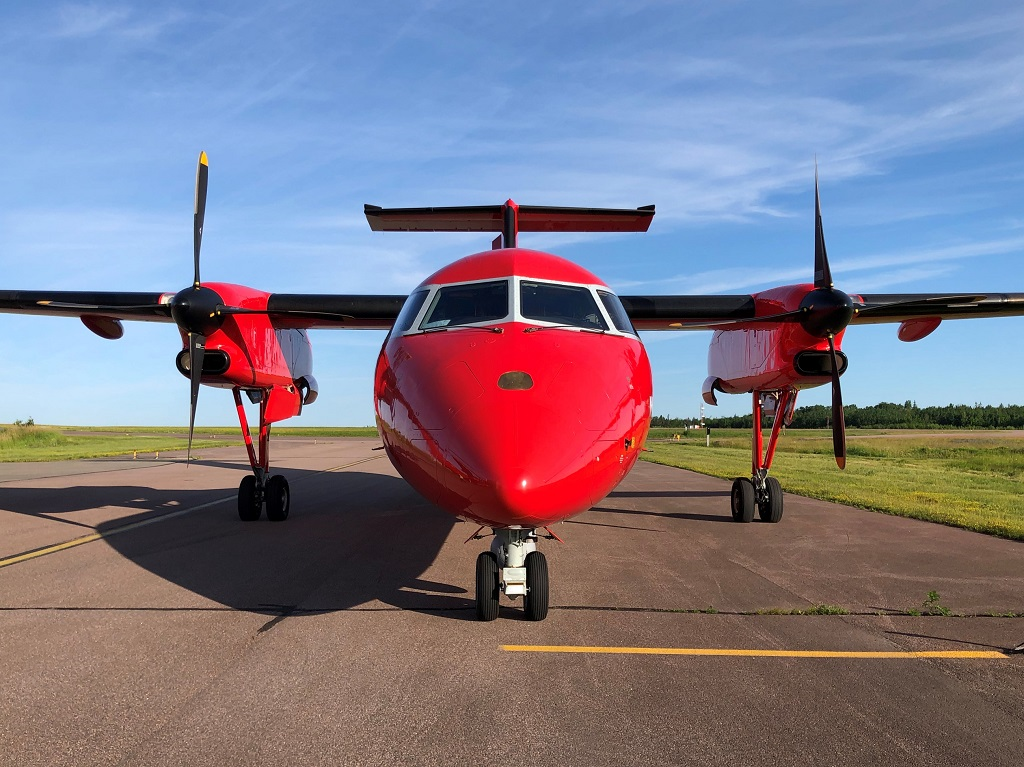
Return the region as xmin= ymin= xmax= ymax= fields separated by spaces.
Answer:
xmin=620 ymin=295 xmax=756 ymax=330
xmin=621 ymin=292 xmax=1024 ymax=330
xmin=849 ymin=293 xmax=1024 ymax=324
xmin=0 ymin=291 xmax=406 ymax=331
xmin=0 ymin=291 xmax=174 ymax=322
xmin=263 ymin=294 xmax=406 ymax=329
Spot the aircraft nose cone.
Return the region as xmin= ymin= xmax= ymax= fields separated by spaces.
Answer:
xmin=438 ymin=356 xmax=650 ymax=527
xmin=442 ymin=391 xmax=595 ymax=526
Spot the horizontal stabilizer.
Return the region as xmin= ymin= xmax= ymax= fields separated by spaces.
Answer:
xmin=364 ymin=203 xmax=655 ymax=233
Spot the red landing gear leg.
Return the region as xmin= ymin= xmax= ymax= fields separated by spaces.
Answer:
xmin=730 ymin=389 xmax=795 ymax=524
xmin=232 ymin=388 xmax=291 ymax=522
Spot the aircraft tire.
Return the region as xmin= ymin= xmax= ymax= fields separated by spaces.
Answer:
xmin=476 ymin=551 xmax=500 ymax=621
xmin=238 ymin=475 xmax=261 ymax=521
xmin=758 ymin=477 xmax=783 ymax=523
xmin=731 ymin=477 xmax=755 ymax=523
xmin=266 ymin=475 xmax=290 ymax=522
xmin=524 ymin=551 xmax=549 ymax=622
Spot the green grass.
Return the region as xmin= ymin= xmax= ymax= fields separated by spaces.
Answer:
xmin=62 ymin=425 xmax=380 ymax=437
xmin=0 ymin=424 xmax=238 ymax=462
xmin=643 ymin=429 xmax=1024 ymax=540
xmin=0 ymin=423 xmax=378 ymax=462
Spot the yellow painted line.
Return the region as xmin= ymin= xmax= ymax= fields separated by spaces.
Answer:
xmin=0 ymin=454 xmax=384 ymax=570
xmin=0 ymin=496 xmax=234 ymax=569
xmin=325 ymin=455 xmax=383 ymax=473
xmin=501 ymin=645 xmax=1006 ymax=659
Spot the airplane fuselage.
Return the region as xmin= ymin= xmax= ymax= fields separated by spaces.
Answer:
xmin=374 ymin=248 xmax=653 ymax=529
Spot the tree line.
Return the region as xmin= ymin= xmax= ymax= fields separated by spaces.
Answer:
xmin=652 ymin=401 xmax=1024 ymax=430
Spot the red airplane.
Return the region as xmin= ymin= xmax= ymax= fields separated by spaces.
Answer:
xmin=2 ymin=153 xmax=1024 ymax=621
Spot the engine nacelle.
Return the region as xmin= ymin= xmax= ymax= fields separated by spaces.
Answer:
xmin=707 ymin=325 xmax=848 ymax=396
xmin=171 ymin=283 xmax=319 ymax=420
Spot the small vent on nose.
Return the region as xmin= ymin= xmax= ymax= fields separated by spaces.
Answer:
xmin=498 ymin=371 xmax=534 ymax=390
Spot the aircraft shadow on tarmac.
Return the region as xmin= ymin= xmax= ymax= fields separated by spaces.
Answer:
xmin=608 ymin=490 xmax=729 ymax=499
xmin=2 ymin=470 xmax=480 ymax=621
xmin=588 ymin=505 xmax=735 ymax=524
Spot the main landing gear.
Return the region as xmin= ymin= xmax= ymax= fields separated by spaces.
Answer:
xmin=474 ymin=527 xmax=550 ymax=621
xmin=232 ymin=387 xmax=291 ymax=522
xmin=730 ymin=389 xmax=794 ymax=524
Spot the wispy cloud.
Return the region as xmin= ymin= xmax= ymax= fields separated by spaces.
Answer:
xmin=52 ymin=3 xmax=184 ymax=40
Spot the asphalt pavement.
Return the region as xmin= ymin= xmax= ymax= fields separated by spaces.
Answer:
xmin=0 ymin=439 xmax=1021 ymax=766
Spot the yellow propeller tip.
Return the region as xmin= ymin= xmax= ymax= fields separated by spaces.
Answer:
xmin=199 ymin=151 xmax=208 ymax=166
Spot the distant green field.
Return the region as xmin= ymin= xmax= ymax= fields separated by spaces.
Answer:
xmin=643 ymin=428 xmax=1024 ymax=540
xmin=0 ymin=424 xmax=378 ymax=462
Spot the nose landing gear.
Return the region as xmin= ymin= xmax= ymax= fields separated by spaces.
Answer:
xmin=473 ymin=527 xmax=550 ymax=621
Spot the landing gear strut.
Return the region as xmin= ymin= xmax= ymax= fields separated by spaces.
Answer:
xmin=232 ymin=387 xmax=290 ymax=522
xmin=732 ymin=389 xmax=793 ymax=524
xmin=474 ymin=527 xmax=550 ymax=621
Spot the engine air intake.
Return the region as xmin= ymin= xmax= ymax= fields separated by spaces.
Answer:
xmin=175 ymin=348 xmax=231 ymax=378
xmin=794 ymin=350 xmax=847 ymax=377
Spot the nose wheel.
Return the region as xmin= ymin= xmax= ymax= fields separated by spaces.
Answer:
xmin=474 ymin=528 xmax=551 ymax=621
xmin=475 ymin=551 xmax=500 ymax=621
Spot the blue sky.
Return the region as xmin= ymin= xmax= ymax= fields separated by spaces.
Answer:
xmin=1 ymin=2 xmax=1023 ymax=426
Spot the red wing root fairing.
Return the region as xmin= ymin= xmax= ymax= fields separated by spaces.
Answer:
xmin=3 ymin=153 xmax=1024 ymax=621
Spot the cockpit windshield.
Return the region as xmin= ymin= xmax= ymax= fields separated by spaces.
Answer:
xmin=420 ymin=280 xmax=510 ymax=329
xmin=520 ymin=281 xmax=609 ymax=331
xmin=598 ymin=290 xmax=636 ymax=335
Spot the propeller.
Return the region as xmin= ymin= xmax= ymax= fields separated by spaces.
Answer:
xmin=168 ymin=151 xmax=224 ymax=462
xmin=801 ymin=174 xmax=851 ymax=469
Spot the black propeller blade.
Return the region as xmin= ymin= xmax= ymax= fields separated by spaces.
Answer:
xmin=827 ymin=333 xmax=846 ymax=469
xmin=187 ymin=332 xmax=205 ymax=460
xmin=814 ymin=168 xmax=832 ymax=290
xmin=854 ymin=294 xmax=986 ymax=316
xmin=194 ymin=151 xmax=208 ymax=289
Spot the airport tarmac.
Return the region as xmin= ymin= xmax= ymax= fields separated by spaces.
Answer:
xmin=0 ymin=438 xmax=1022 ymax=767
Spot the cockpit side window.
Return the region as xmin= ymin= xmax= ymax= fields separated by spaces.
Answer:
xmin=520 ymin=281 xmax=609 ymax=331
xmin=598 ymin=290 xmax=637 ymax=335
xmin=420 ymin=280 xmax=509 ymax=329
xmin=394 ymin=288 xmax=430 ymax=334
